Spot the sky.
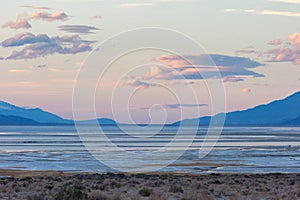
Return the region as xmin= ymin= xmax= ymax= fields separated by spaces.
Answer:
xmin=0 ymin=0 xmax=299 ymax=123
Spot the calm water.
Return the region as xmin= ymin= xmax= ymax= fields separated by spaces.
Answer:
xmin=0 ymin=126 xmax=299 ymax=173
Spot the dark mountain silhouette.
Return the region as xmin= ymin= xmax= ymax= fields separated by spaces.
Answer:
xmin=1 ymin=91 xmax=300 ymax=126
xmin=76 ymin=118 xmax=118 ymax=125
xmin=283 ymin=116 xmax=300 ymax=126
xmin=0 ymin=100 xmax=119 ymax=125
xmin=0 ymin=114 xmax=39 ymax=125
xmin=0 ymin=100 xmax=70 ymax=124
xmin=174 ymin=91 xmax=300 ymax=126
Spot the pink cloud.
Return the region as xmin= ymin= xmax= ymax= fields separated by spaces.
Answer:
xmin=91 ymin=15 xmax=101 ymax=19
xmin=288 ymin=33 xmax=300 ymax=45
xmin=154 ymin=55 xmax=189 ymax=68
xmin=2 ymin=14 xmax=31 ymax=29
xmin=2 ymin=11 xmax=68 ymax=30
xmin=268 ymin=38 xmax=283 ymax=45
xmin=122 ymin=80 xmax=157 ymax=89
xmin=8 ymin=69 xmax=29 ymax=73
xmin=266 ymin=32 xmax=300 ymax=64
xmin=242 ymin=88 xmax=251 ymax=93
xmin=30 ymin=11 xmax=68 ymax=21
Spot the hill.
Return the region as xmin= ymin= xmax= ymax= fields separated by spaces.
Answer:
xmin=0 ymin=114 xmax=39 ymax=125
xmin=0 ymin=101 xmax=70 ymax=124
xmin=174 ymin=91 xmax=300 ymax=126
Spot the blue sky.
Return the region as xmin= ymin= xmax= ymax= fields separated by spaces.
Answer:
xmin=0 ymin=0 xmax=299 ymax=123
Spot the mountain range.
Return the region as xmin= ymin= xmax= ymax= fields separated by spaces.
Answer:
xmin=0 ymin=114 xmax=39 ymax=125
xmin=0 ymin=91 xmax=300 ymax=126
xmin=0 ymin=101 xmax=118 ymax=125
xmin=174 ymin=91 xmax=300 ymax=126
xmin=0 ymin=100 xmax=69 ymax=125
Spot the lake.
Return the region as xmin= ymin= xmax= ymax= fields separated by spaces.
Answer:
xmin=0 ymin=126 xmax=299 ymax=173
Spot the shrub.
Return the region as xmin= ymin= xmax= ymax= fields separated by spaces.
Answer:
xmin=169 ymin=185 xmax=183 ymax=193
xmin=139 ymin=188 xmax=152 ymax=197
xmin=54 ymin=186 xmax=88 ymax=200
xmin=89 ymin=191 xmax=110 ymax=200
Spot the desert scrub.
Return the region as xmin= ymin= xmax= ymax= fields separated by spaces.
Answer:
xmin=139 ymin=187 xmax=152 ymax=197
xmin=27 ymin=193 xmax=44 ymax=200
xmin=54 ymin=186 xmax=88 ymax=200
xmin=89 ymin=190 xmax=110 ymax=200
xmin=109 ymin=180 xmax=121 ymax=189
xmin=169 ymin=185 xmax=183 ymax=193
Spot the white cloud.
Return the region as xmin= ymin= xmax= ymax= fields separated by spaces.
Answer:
xmin=225 ymin=8 xmax=300 ymax=17
xmin=268 ymin=0 xmax=300 ymax=4
xmin=119 ymin=3 xmax=155 ymax=8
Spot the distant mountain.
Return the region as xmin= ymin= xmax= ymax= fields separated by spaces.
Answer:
xmin=2 ymin=91 xmax=300 ymax=126
xmin=76 ymin=118 xmax=118 ymax=125
xmin=0 ymin=101 xmax=70 ymax=124
xmin=75 ymin=118 xmax=123 ymax=132
xmin=283 ymin=116 xmax=300 ymax=126
xmin=0 ymin=100 xmax=118 ymax=126
xmin=0 ymin=114 xmax=39 ymax=125
xmin=174 ymin=91 xmax=300 ymax=126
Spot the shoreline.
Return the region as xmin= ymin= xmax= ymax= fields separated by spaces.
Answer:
xmin=0 ymin=169 xmax=299 ymax=199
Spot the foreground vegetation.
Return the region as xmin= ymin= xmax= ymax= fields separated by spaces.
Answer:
xmin=0 ymin=172 xmax=299 ymax=200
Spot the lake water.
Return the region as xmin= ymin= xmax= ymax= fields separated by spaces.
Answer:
xmin=0 ymin=126 xmax=299 ymax=173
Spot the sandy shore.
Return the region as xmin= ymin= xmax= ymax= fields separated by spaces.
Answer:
xmin=0 ymin=170 xmax=299 ymax=200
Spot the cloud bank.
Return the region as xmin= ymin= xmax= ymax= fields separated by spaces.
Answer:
xmin=122 ymin=54 xmax=264 ymax=88
xmin=1 ymin=32 xmax=95 ymax=59
xmin=151 ymin=54 xmax=264 ymax=80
